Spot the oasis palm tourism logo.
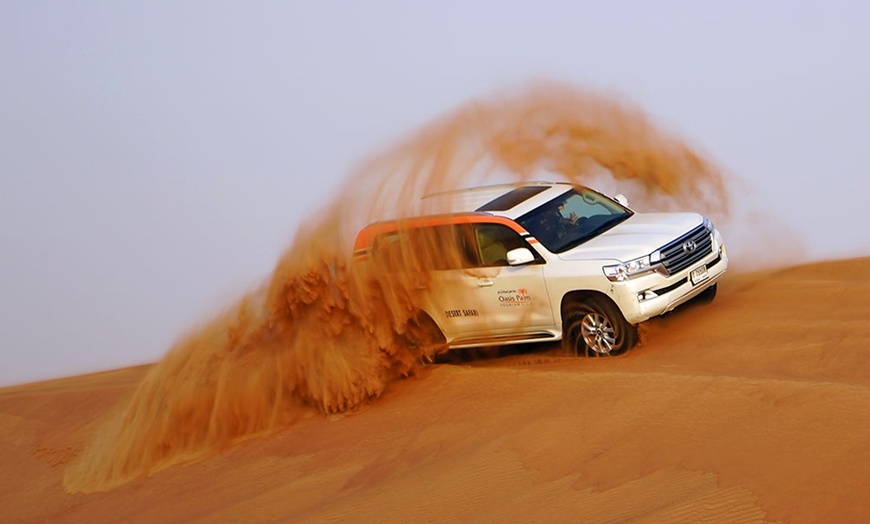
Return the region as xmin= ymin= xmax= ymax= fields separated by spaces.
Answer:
xmin=497 ymin=288 xmax=534 ymax=307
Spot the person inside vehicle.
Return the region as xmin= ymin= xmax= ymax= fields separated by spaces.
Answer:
xmin=557 ymin=202 xmax=581 ymax=225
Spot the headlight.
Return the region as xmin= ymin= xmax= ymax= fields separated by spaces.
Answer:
xmin=603 ymin=255 xmax=656 ymax=282
xmin=703 ymin=216 xmax=714 ymax=233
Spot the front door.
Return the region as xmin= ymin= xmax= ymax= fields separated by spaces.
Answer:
xmin=471 ymin=223 xmax=555 ymax=336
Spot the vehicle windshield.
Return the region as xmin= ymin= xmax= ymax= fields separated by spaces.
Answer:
xmin=516 ymin=187 xmax=633 ymax=253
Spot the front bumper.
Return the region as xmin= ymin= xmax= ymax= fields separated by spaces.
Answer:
xmin=611 ymin=243 xmax=728 ymax=324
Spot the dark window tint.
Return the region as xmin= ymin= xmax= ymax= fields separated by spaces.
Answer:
xmin=516 ymin=187 xmax=632 ymax=253
xmin=474 ymin=223 xmax=542 ymax=267
xmin=476 ymin=186 xmax=549 ymax=212
xmin=373 ymin=224 xmax=478 ymax=270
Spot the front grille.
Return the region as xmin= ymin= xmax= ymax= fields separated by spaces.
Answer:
xmin=659 ymin=225 xmax=713 ymax=275
xmin=653 ymin=253 xmax=722 ymax=295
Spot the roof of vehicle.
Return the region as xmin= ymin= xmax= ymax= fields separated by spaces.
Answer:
xmin=421 ymin=181 xmax=574 ymax=219
xmin=353 ymin=182 xmax=577 ymax=253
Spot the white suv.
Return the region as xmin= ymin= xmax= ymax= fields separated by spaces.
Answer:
xmin=353 ymin=182 xmax=727 ymax=356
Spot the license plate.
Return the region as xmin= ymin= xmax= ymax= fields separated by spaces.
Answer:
xmin=690 ymin=265 xmax=709 ymax=285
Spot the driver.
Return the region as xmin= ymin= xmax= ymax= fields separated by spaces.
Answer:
xmin=557 ymin=203 xmax=580 ymax=225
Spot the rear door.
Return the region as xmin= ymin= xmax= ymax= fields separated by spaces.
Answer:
xmin=420 ymin=224 xmax=488 ymax=338
xmin=372 ymin=225 xmax=488 ymax=340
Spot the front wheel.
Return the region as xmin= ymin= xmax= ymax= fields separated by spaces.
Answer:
xmin=562 ymin=297 xmax=637 ymax=356
xmin=694 ymin=283 xmax=718 ymax=305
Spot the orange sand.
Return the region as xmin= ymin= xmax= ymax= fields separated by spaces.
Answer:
xmin=55 ymin=84 xmax=735 ymax=494
xmin=2 ymin=257 xmax=869 ymax=523
xmin=4 ymin=85 xmax=866 ymax=522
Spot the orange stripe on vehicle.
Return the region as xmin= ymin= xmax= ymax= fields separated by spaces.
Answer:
xmin=353 ymin=214 xmax=528 ymax=250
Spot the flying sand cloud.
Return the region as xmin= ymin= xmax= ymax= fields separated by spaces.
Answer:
xmin=65 ymin=82 xmax=729 ymax=492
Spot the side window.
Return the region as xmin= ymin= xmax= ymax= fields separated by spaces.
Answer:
xmin=427 ymin=224 xmax=477 ymax=270
xmin=372 ymin=225 xmax=478 ymax=271
xmin=474 ymin=223 xmax=538 ymax=267
xmin=372 ymin=231 xmax=408 ymax=270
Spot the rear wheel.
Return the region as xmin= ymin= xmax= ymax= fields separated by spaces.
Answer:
xmin=562 ymin=297 xmax=637 ymax=356
xmin=405 ymin=314 xmax=447 ymax=364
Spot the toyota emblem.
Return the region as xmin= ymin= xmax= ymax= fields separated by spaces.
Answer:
xmin=682 ymin=240 xmax=697 ymax=253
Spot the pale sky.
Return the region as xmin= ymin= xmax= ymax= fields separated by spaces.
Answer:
xmin=2 ymin=1 xmax=868 ymax=386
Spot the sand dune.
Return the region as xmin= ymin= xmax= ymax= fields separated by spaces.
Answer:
xmin=2 ymin=256 xmax=868 ymax=523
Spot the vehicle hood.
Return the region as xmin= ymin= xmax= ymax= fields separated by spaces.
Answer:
xmin=558 ymin=212 xmax=704 ymax=262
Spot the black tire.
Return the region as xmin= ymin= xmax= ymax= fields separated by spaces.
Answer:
xmin=405 ymin=314 xmax=447 ymax=364
xmin=694 ymin=283 xmax=718 ymax=305
xmin=562 ymin=296 xmax=637 ymax=356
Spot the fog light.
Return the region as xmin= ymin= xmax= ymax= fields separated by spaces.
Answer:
xmin=637 ymin=290 xmax=658 ymax=302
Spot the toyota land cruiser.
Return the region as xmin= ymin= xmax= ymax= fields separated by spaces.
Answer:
xmin=353 ymin=182 xmax=727 ymax=356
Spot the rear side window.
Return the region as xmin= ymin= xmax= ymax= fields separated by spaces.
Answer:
xmin=373 ymin=224 xmax=477 ymax=270
xmin=373 ymin=222 xmax=542 ymax=270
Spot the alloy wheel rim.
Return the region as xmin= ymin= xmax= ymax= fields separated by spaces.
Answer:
xmin=580 ymin=312 xmax=616 ymax=355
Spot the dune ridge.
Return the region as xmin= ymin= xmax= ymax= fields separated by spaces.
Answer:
xmin=1 ymin=257 xmax=869 ymax=522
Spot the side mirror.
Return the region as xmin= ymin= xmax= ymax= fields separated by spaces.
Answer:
xmin=506 ymin=247 xmax=535 ymax=266
xmin=613 ymin=193 xmax=629 ymax=207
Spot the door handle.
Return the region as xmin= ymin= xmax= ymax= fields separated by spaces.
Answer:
xmin=477 ymin=278 xmax=494 ymax=287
